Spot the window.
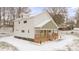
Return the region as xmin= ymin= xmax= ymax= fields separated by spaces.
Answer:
xmin=19 ymin=22 xmax=20 ymax=24
xmin=49 ymin=30 xmax=51 ymax=32
xmin=40 ymin=30 xmax=43 ymax=33
xmin=21 ymin=30 xmax=25 ymax=33
xmin=28 ymin=30 xmax=30 ymax=33
xmin=24 ymin=21 xmax=27 ymax=23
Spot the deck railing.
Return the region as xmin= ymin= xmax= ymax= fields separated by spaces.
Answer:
xmin=34 ymin=32 xmax=59 ymax=43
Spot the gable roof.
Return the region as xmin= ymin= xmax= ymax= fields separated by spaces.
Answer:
xmin=15 ymin=11 xmax=58 ymax=29
xmin=33 ymin=11 xmax=58 ymax=29
xmin=35 ymin=19 xmax=51 ymax=27
xmin=42 ymin=20 xmax=58 ymax=29
xmin=49 ymin=14 xmax=65 ymax=27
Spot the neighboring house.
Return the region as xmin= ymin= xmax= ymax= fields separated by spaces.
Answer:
xmin=14 ymin=11 xmax=59 ymax=43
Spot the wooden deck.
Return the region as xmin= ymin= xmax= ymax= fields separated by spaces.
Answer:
xmin=34 ymin=33 xmax=59 ymax=43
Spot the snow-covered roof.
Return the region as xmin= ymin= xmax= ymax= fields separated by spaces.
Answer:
xmin=35 ymin=19 xmax=51 ymax=27
xmin=32 ymin=11 xmax=58 ymax=29
xmin=14 ymin=11 xmax=58 ymax=29
xmin=14 ymin=18 xmax=23 ymax=22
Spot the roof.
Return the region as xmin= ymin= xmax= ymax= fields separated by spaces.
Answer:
xmin=15 ymin=11 xmax=58 ymax=29
xmin=41 ymin=20 xmax=58 ymax=29
xmin=35 ymin=19 xmax=51 ymax=27
xmin=32 ymin=11 xmax=58 ymax=29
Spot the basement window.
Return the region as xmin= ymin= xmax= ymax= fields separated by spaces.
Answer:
xmin=24 ymin=21 xmax=27 ymax=23
xmin=21 ymin=30 xmax=25 ymax=33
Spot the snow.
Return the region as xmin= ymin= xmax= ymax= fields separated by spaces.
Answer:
xmin=0 ymin=42 xmax=18 ymax=51
xmin=0 ymin=27 xmax=78 ymax=51
xmin=35 ymin=19 xmax=51 ymax=27
xmin=0 ymin=34 xmax=78 ymax=51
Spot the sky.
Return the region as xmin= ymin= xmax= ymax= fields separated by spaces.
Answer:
xmin=30 ymin=7 xmax=44 ymax=16
xmin=67 ymin=7 xmax=77 ymax=18
xmin=30 ymin=7 xmax=77 ymax=18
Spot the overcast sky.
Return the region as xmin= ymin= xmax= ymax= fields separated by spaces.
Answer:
xmin=30 ymin=7 xmax=77 ymax=18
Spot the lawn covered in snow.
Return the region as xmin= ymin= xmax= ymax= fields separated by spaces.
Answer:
xmin=0 ymin=27 xmax=79 ymax=51
xmin=0 ymin=34 xmax=78 ymax=51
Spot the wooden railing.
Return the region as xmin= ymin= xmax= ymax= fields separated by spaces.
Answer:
xmin=34 ymin=33 xmax=59 ymax=43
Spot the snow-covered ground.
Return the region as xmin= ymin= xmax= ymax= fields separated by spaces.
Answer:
xmin=0 ymin=27 xmax=13 ymax=37
xmin=0 ymin=34 xmax=78 ymax=51
xmin=0 ymin=42 xmax=18 ymax=51
xmin=0 ymin=27 xmax=79 ymax=51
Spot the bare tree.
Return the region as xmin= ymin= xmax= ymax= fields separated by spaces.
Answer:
xmin=0 ymin=8 xmax=1 ymax=20
xmin=2 ymin=7 xmax=6 ymax=25
xmin=17 ymin=7 xmax=22 ymax=18
xmin=75 ymin=8 xmax=79 ymax=20
xmin=16 ymin=7 xmax=31 ymax=18
xmin=0 ymin=8 xmax=1 ymax=25
xmin=46 ymin=7 xmax=68 ymax=26
xmin=75 ymin=8 xmax=79 ymax=28
xmin=0 ymin=7 xmax=31 ymax=27
xmin=21 ymin=7 xmax=31 ymax=14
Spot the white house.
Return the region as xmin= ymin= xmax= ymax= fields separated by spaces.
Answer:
xmin=14 ymin=11 xmax=59 ymax=43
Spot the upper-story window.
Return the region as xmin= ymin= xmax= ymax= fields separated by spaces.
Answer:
xmin=28 ymin=30 xmax=30 ymax=33
xmin=19 ymin=22 xmax=20 ymax=24
xmin=21 ymin=30 xmax=25 ymax=33
xmin=24 ymin=21 xmax=27 ymax=23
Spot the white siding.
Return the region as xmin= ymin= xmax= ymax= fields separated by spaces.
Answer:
xmin=14 ymin=18 xmax=35 ymax=39
xmin=14 ymin=11 xmax=58 ymax=39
